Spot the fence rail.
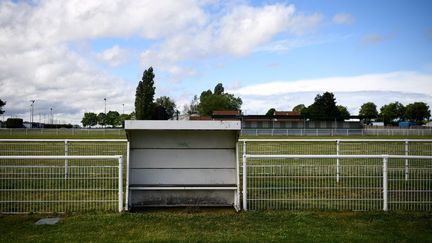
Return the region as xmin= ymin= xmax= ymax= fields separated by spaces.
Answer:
xmin=0 ymin=155 xmax=123 ymax=213
xmin=0 ymin=128 xmax=125 ymax=137
xmin=241 ymin=128 xmax=432 ymax=136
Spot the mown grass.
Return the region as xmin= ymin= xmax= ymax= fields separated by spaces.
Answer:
xmin=1 ymin=209 xmax=431 ymax=242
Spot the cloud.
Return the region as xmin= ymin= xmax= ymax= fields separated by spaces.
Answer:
xmin=332 ymin=13 xmax=355 ymax=25
xmin=139 ymin=3 xmax=322 ymax=81
xmin=97 ymin=45 xmax=129 ymax=67
xmin=362 ymin=33 xmax=396 ymax=45
xmin=229 ymin=71 xmax=432 ymax=115
xmin=0 ymin=0 xmax=211 ymax=123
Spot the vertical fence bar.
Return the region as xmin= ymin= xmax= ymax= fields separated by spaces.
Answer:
xmin=336 ymin=140 xmax=340 ymax=183
xmin=235 ymin=141 xmax=240 ymax=211
xmin=125 ymin=141 xmax=130 ymax=211
xmin=118 ymin=156 xmax=123 ymax=212
xmin=405 ymin=140 xmax=409 ymax=181
xmin=242 ymin=141 xmax=247 ymax=211
xmin=383 ymin=156 xmax=388 ymax=211
xmin=64 ymin=140 xmax=69 ymax=179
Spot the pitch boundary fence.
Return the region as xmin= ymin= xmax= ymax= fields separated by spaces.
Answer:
xmin=240 ymin=139 xmax=432 ymax=211
xmin=0 ymin=155 xmax=123 ymax=213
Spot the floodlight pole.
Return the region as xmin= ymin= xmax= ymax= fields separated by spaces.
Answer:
xmin=122 ymin=104 xmax=124 ymax=114
xmin=30 ymin=100 xmax=35 ymax=126
xmin=50 ymin=108 xmax=53 ymax=124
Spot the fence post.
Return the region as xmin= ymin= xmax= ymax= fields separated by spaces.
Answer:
xmin=118 ymin=156 xmax=123 ymax=212
xmin=125 ymin=141 xmax=130 ymax=211
xmin=235 ymin=142 xmax=240 ymax=211
xmin=336 ymin=140 xmax=340 ymax=183
xmin=405 ymin=140 xmax=409 ymax=181
xmin=242 ymin=141 xmax=247 ymax=211
xmin=383 ymin=156 xmax=388 ymax=211
xmin=64 ymin=140 xmax=69 ymax=179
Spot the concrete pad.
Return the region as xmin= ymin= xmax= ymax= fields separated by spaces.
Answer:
xmin=35 ymin=218 xmax=60 ymax=225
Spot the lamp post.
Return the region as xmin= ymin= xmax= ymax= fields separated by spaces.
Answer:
xmin=122 ymin=104 xmax=124 ymax=115
xmin=50 ymin=107 xmax=53 ymax=124
xmin=30 ymin=100 xmax=35 ymax=126
xmin=104 ymin=98 xmax=107 ymax=114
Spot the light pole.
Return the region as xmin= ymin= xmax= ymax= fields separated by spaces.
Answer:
xmin=30 ymin=100 xmax=35 ymax=126
xmin=50 ymin=107 xmax=53 ymax=124
xmin=104 ymin=98 xmax=107 ymax=114
xmin=122 ymin=104 xmax=124 ymax=115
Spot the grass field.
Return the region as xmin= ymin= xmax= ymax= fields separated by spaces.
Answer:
xmin=1 ymin=210 xmax=431 ymax=242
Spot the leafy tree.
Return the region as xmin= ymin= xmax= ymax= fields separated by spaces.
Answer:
xmin=197 ymin=84 xmax=242 ymax=116
xmin=6 ymin=118 xmax=23 ymax=128
xmin=380 ymin=102 xmax=405 ymax=125
xmin=81 ymin=112 xmax=98 ymax=128
xmin=135 ymin=67 xmax=156 ymax=120
xmin=117 ymin=113 xmax=132 ymax=128
xmin=151 ymin=105 xmax=169 ymax=120
xmin=97 ymin=112 xmax=107 ymax=127
xmin=106 ymin=111 xmax=120 ymax=127
xmin=156 ymin=96 xmax=176 ymax=119
xmin=292 ymin=104 xmax=305 ymax=113
xmin=0 ymin=99 xmax=5 ymax=115
xmin=305 ymin=92 xmax=340 ymax=120
xmin=359 ymin=102 xmax=378 ymax=124
xmin=214 ymin=83 xmax=224 ymax=95
xmin=265 ymin=108 xmax=276 ymax=118
xmin=337 ymin=105 xmax=350 ymax=120
xmin=404 ymin=102 xmax=431 ymax=124
xmin=183 ymin=95 xmax=199 ymax=115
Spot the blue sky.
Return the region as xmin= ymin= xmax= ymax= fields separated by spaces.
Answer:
xmin=1 ymin=0 xmax=431 ymax=123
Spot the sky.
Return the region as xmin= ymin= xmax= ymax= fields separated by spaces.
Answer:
xmin=0 ymin=0 xmax=432 ymax=124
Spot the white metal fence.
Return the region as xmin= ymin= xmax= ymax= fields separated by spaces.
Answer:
xmin=0 ymin=139 xmax=128 ymax=213
xmin=0 ymin=128 xmax=125 ymax=137
xmin=241 ymin=128 xmax=432 ymax=136
xmin=0 ymin=155 xmax=123 ymax=213
xmin=240 ymin=139 xmax=432 ymax=211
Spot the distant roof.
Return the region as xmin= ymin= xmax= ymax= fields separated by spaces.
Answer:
xmin=212 ymin=110 xmax=241 ymax=115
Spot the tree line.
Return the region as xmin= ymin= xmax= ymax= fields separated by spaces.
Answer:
xmin=284 ymin=92 xmax=430 ymax=125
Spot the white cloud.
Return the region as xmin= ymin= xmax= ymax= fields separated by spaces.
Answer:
xmin=229 ymin=71 xmax=432 ymax=115
xmin=332 ymin=13 xmax=355 ymax=25
xmin=139 ymin=3 xmax=323 ymax=81
xmin=97 ymin=45 xmax=129 ymax=67
xmin=0 ymin=0 xmax=210 ymax=123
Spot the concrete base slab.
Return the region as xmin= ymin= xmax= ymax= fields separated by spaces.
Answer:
xmin=35 ymin=218 xmax=60 ymax=225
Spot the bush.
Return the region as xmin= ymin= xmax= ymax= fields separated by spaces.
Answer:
xmin=6 ymin=118 xmax=23 ymax=128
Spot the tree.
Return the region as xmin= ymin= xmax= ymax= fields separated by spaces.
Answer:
xmin=81 ymin=112 xmax=98 ymax=128
xmin=97 ymin=112 xmax=107 ymax=127
xmin=337 ymin=105 xmax=350 ymax=120
xmin=117 ymin=113 xmax=132 ymax=128
xmin=106 ymin=111 xmax=120 ymax=127
xmin=359 ymin=102 xmax=378 ymax=124
xmin=265 ymin=108 xmax=276 ymax=118
xmin=155 ymin=96 xmax=176 ymax=119
xmin=6 ymin=118 xmax=23 ymax=128
xmin=197 ymin=84 xmax=242 ymax=116
xmin=151 ymin=105 xmax=169 ymax=120
xmin=404 ymin=102 xmax=431 ymax=124
xmin=292 ymin=104 xmax=305 ymax=113
xmin=135 ymin=67 xmax=156 ymax=120
xmin=0 ymin=99 xmax=5 ymax=115
xmin=214 ymin=83 xmax=224 ymax=95
xmin=305 ymin=92 xmax=340 ymax=120
xmin=380 ymin=102 xmax=405 ymax=125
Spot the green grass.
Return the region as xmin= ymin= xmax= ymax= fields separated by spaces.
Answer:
xmin=1 ymin=210 xmax=431 ymax=242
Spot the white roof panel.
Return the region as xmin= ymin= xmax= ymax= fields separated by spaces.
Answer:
xmin=125 ymin=120 xmax=241 ymax=130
